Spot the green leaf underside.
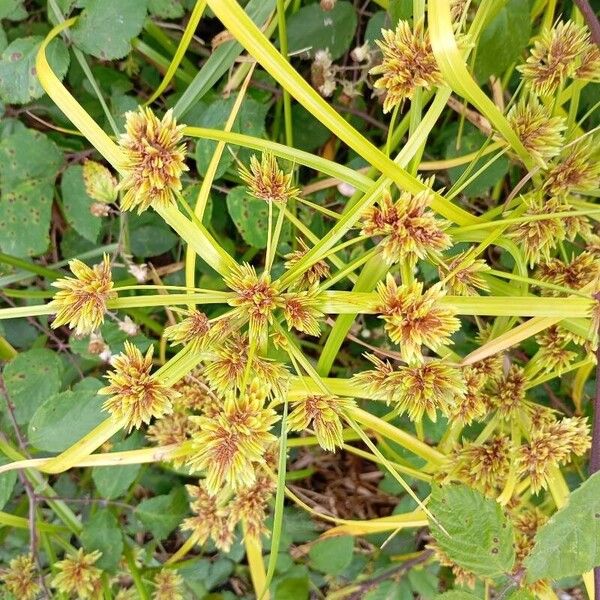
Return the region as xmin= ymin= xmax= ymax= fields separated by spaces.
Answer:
xmin=28 ymin=379 xmax=106 ymax=453
xmin=525 ymin=471 xmax=600 ymax=582
xmin=0 ymin=36 xmax=69 ymax=104
xmin=3 ymin=348 xmax=62 ymax=424
xmin=61 ymin=165 xmax=103 ymax=243
xmin=429 ymin=484 xmax=515 ymax=578
xmin=286 ymin=1 xmax=358 ymax=60
xmin=0 ymin=127 xmax=63 ymax=256
xmin=136 ymin=486 xmax=188 ymax=540
xmin=72 ymin=0 xmax=148 ymax=60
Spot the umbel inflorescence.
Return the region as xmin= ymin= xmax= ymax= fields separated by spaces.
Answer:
xmin=3 ymin=4 xmax=600 ymax=597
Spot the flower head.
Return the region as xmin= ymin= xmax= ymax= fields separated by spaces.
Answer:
xmin=535 ymin=325 xmax=578 ymax=373
xmin=446 ymin=366 xmax=488 ymax=425
xmin=164 ymin=309 xmax=212 ymax=349
xmin=152 ymin=569 xmax=184 ymax=600
xmin=543 ymin=139 xmax=600 ymax=197
xmin=311 ymin=49 xmax=337 ymax=97
xmin=0 ymin=554 xmax=40 ymax=600
xmin=361 ymin=190 xmax=451 ymax=265
xmin=355 ymin=356 xmax=465 ymax=422
xmin=287 ymin=394 xmax=354 ymax=451
xmin=203 ymin=333 xmax=289 ymax=397
xmin=575 ymin=43 xmax=600 ymax=81
xmin=507 ymin=98 xmax=566 ymax=165
xmin=282 ymin=289 xmax=324 ymax=336
xmin=394 ymin=361 xmax=465 ymax=421
xmin=377 ymin=276 xmax=460 ymax=363
xmin=518 ymin=21 xmax=590 ymax=95
xmin=535 ymin=251 xmax=600 ymax=295
xmin=225 ymin=263 xmax=281 ymax=342
xmin=371 ymin=20 xmax=441 ymax=112
xmin=284 ymin=239 xmax=330 ymax=290
xmin=447 ymin=435 xmax=512 ymax=495
xmin=182 ymin=481 xmax=233 ymax=551
xmin=228 ymin=474 xmax=276 ymax=537
xmin=118 ymin=107 xmax=188 ymax=213
xmin=517 ymin=416 xmax=590 ymax=493
xmin=52 ymin=549 xmax=103 ymax=599
xmin=49 ymin=254 xmax=115 ymax=335
xmin=147 ymin=412 xmax=194 ymax=446
xmin=101 ymin=342 xmax=178 ymax=431
xmin=438 ymin=251 xmax=490 ymax=296
xmin=507 ymin=196 xmax=566 ymax=267
xmin=187 ymin=379 xmax=279 ymax=493
xmin=489 ymin=365 xmax=526 ymax=419
xmin=239 ymin=153 xmax=299 ymax=204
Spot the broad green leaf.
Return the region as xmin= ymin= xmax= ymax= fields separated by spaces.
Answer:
xmin=434 ymin=593 xmax=482 ymax=600
xmin=286 ymin=1 xmax=358 ymax=60
xmin=81 ymin=510 xmax=123 ymax=572
xmin=364 ymin=11 xmax=389 ymax=44
xmin=226 ymin=186 xmax=269 ymax=249
xmin=365 ymin=579 xmax=413 ymax=600
xmin=473 ymin=0 xmax=531 ymax=82
xmin=309 ymin=535 xmax=354 ymax=575
xmin=506 ymin=592 xmax=535 ymax=600
xmin=291 ymin=103 xmax=331 ymax=152
xmin=28 ymin=379 xmax=105 ymax=452
xmin=173 ymin=0 xmax=275 ymax=118
xmin=194 ymin=94 xmax=269 ymax=180
xmin=148 ymin=0 xmax=184 ymax=18
xmin=524 ymin=471 xmax=600 ymax=582
xmin=3 ymin=348 xmax=62 ymax=424
xmin=92 ymin=432 xmax=143 ymax=500
xmin=61 ymin=165 xmax=103 ymax=243
xmin=0 ymin=36 xmax=69 ymax=104
xmin=275 ymin=576 xmax=310 ymax=600
xmin=72 ymin=0 xmax=148 ymax=60
xmin=387 ymin=0 xmax=412 ymax=25
xmin=128 ymin=211 xmax=178 ymax=257
xmin=429 ymin=484 xmax=515 ymax=578
xmin=0 ymin=0 xmax=27 ymax=22
xmin=226 ymin=186 xmax=292 ymax=250
xmin=445 ymin=124 xmax=509 ymax=197
xmin=0 ymin=127 xmax=63 ymax=256
xmin=136 ymin=487 xmax=188 ymax=540
xmin=0 ymin=458 xmax=17 ymax=511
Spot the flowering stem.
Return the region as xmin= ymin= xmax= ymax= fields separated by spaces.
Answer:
xmin=590 ymin=302 xmax=600 ymax=597
xmin=244 ymin=529 xmax=269 ymax=600
xmin=348 ymin=406 xmax=444 ymax=466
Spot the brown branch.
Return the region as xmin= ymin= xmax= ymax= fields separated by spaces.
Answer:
xmin=0 ymin=379 xmax=51 ymax=599
xmin=345 ymin=550 xmax=433 ymax=600
xmin=573 ymin=0 xmax=600 ymax=45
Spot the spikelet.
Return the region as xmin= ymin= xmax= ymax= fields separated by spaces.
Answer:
xmin=376 ymin=276 xmax=460 ymax=363
xmin=0 ymin=554 xmax=40 ymax=600
xmin=370 ymin=20 xmax=441 ymax=112
xmin=518 ymin=21 xmax=590 ymax=95
xmin=507 ymin=97 xmax=566 ymax=165
xmin=287 ymin=394 xmax=355 ymax=451
xmin=239 ymin=153 xmax=299 ymax=204
xmin=361 ymin=190 xmax=451 ymax=266
xmin=118 ymin=107 xmax=188 ymax=213
xmin=49 ymin=254 xmax=116 ymax=336
xmin=100 ymin=342 xmax=178 ymax=431
xmin=52 ymin=549 xmax=103 ymax=600
xmin=186 ymin=379 xmax=279 ymax=493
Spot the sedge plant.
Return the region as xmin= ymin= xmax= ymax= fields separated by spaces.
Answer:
xmin=0 ymin=0 xmax=600 ymax=598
